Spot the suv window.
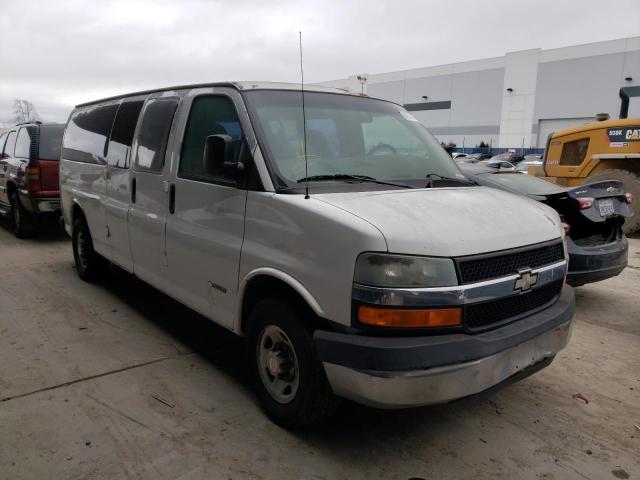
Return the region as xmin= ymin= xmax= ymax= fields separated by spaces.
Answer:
xmin=0 ymin=132 xmax=7 ymax=154
xmin=3 ymin=131 xmax=17 ymax=157
xmin=134 ymin=98 xmax=179 ymax=173
xmin=38 ymin=125 xmax=65 ymax=160
xmin=560 ymin=138 xmax=589 ymax=166
xmin=179 ymin=95 xmax=243 ymax=182
xmin=108 ymin=99 xmax=145 ymax=168
xmin=63 ymin=104 xmax=119 ymax=163
xmin=15 ymin=127 xmax=32 ymax=159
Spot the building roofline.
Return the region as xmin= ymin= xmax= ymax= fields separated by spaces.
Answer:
xmin=321 ymin=35 xmax=640 ymax=85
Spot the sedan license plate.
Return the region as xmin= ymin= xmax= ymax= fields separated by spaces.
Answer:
xmin=598 ymin=198 xmax=614 ymax=217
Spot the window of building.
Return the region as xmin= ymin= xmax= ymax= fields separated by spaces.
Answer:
xmin=14 ymin=127 xmax=32 ymax=159
xmin=133 ymin=98 xmax=179 ymax=172
xmin=62 ymin=104 xmax=119 ymax=163
xmin=108 ymin=99 xmax=145 ymax=168
xmin=179 ymin=96 xmax=243 ymax=182
xmin=559 ymin=138 xmax=590 ymax=166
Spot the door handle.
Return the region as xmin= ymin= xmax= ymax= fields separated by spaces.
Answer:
xmin=169 ymin=184 xmax=175 ymax=214
xmin=131 ymin=178 xmax=137 ymax=204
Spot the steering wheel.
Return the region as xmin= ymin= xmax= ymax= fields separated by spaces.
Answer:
xmin=367 ymin=143 xmax=397 ymax=156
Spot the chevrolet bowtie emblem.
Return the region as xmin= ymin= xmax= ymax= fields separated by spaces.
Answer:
xmin=514 ymin=269 xmax=538 ymax=292
xmin=606 ymin=186 xmax=616 ymax=193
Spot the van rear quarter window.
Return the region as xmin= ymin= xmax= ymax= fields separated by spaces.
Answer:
xmin=133 ymin=98 xmax=179 ymax=172
xmin=108 ymin=99 xmax=145 ymax=168
xmin=38 ymin=125 xmax=65 ymax=160
xmin=179 ymin=95 xmax=243 ymax=182
xmin=63 ymin=104 xmax=119 ymax=163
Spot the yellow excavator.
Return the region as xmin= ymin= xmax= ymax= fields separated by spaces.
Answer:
xmin=534 ymin=87 xmax=640 ymax=234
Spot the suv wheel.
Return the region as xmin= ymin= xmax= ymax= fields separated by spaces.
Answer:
xmin=10 ymin=192 xmax=35 ymax=238
xmin=246 ymin=299 xmax=340 ymax=429
xmin=72 ymin=216 xmax=108 ymax=281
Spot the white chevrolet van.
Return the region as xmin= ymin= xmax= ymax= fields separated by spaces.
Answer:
xmin=60 ymin=82 xmax=574 ymax=427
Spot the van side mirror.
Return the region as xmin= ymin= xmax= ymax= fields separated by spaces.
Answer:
xmin=203 ymin=134 xmax=245 ymax=178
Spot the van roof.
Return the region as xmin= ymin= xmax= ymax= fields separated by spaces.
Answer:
xmin=75 ymin=81 xmax=368 ymax=108
xmin=550 ymin=117 xmax=640 ymax=138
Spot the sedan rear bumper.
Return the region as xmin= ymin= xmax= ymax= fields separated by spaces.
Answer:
xmin=567 ymin=235 xmax=628 ymax=286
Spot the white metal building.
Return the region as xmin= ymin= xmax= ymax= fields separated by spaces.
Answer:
xmin=320 ymin=37 xmax=640 ymax=149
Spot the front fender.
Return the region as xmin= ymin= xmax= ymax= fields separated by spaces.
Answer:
xmin=235 ymin=267 xmax=325 ymax=334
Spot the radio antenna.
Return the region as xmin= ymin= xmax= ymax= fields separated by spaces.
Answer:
xmin=299 ymin=31 xmax=310 ymax=199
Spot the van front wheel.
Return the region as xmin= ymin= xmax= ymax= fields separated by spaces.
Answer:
xmin=72 ymin=216 xmax=108 ymax=281
xmin=246 ymin=299 xmax=339 ymax=429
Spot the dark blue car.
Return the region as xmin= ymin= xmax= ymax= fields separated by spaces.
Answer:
xmin=461 ymin=163 xmax=633 ymax=286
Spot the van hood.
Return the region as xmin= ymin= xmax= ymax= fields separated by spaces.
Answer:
xmin=315 ymin=187 xmax=562 ymax=257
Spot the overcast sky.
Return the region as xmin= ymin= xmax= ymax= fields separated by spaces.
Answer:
xmin=1 ymin=0 xmax=639 ymax=123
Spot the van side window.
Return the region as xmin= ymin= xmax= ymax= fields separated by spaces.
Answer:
xmin=133 ymin=98 xmax=179 ymax=173
xmin=559 ymin=138 xmax=589 ymax=166
xmin=3 ymin=131 xmax=17 ymax=157
xmin=15 ymin=127 xmax=32 ymax=159
xmin=179 ymin=96 xmax=243 ymax=182
xmin=108 ymin=99 xmax=145 ymax=169
xmin=63 ymin=104 xmax=119 ymax=164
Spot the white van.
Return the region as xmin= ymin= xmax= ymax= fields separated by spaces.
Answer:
xmin=60 ymin=82 xmax=574 ymax=427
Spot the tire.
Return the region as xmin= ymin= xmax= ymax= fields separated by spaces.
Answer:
xmin=72 ymin=215 xmax=108 ymax=281
xmin=585 ymin=169 xmax=640 ymax=235
xmin=10 ymin=192 xmax=35 ymax=239
xmin=246 ymin=299 xmax=340 ymax=429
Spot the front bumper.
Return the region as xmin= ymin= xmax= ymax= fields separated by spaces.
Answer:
xmin=567 ymin=235 xmax=628 ymax=287
xmin=315 ymin=286 xmax=574 ymax=408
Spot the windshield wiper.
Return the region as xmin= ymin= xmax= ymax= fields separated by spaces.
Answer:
xmin=297 ymin=174 xmax=413 ymax=189
xmin=425 ymin=173 xmax=477 ymax=188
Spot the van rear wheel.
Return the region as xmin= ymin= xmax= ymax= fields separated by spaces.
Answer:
xmin=246 ymin=299 xmax=340 ymax=429
xmin=585 ymin=169 xmax=640 ymax=235
xmin=72 ymin=216 xmax=108 ymax=281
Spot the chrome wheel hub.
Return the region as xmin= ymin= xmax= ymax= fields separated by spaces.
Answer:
xmin=257 ymin=325 xmax=299 ymax=404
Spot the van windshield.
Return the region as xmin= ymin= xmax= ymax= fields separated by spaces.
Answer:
xmin=243 ymin=90 xmax=465 ymax=191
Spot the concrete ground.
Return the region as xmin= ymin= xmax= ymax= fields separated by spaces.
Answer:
xmin=0 ymin=223 xmax=638 ymax=480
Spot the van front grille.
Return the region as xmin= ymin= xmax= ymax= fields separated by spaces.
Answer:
xmin=457 ymin=242 xmax=564 ymax=284
xmin=464 ymin=280 xmax=563 ymax=330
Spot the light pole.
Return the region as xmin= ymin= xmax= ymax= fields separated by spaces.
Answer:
xmin=356 ymin=75 xmax=368 ymax=93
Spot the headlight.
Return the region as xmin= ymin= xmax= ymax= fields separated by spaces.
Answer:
xmin=560 ymin=223 xmax=569 ymax=260
xmin=354 ymin=253 xmax=458 ymax=288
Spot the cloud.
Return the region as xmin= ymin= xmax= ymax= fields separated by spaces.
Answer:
xmin=1 ymin=0 xmax=638 ymax=123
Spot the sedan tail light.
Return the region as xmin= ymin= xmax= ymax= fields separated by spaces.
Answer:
xmin=575 ymin=197 xmax=594 ymax=210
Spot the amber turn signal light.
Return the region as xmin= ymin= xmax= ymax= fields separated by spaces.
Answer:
xmin=358 ymin=306 xmax=462 ymax=328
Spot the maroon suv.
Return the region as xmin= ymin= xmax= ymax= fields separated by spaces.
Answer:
xmin=0 ymin=122 xmax=65 ymax=237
